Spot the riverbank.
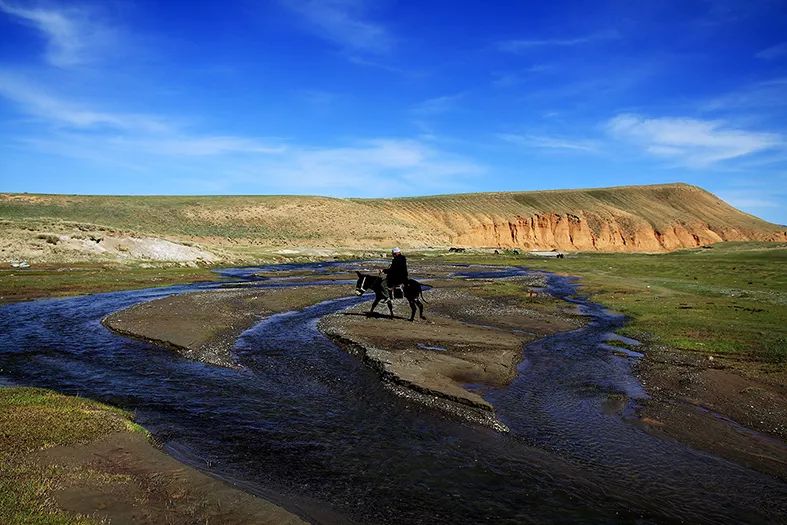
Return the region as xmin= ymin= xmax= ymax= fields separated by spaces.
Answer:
xmin=437 ymin=242 xmax=787 ymax=478
xmin=0 ymin=263 xmax=219 ymax=304
xmin=103 ymin=285 xmax=350 ymax=367
xmin=0 ymin=387 xmax=305 ymax=524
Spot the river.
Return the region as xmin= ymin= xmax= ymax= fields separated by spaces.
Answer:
xmin=0 ymin=262 xmax=784 ymax=524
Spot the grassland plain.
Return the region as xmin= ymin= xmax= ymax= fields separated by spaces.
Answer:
xmin=2 ymin=184 xmax=785 ymax=264
xmin=435 ymin=242 xmax=786 ymax=364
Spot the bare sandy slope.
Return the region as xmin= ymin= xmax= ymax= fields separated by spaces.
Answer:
xmin=3 ymin=183 xmax=785 ymax=263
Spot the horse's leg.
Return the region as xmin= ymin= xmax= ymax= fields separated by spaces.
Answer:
xmin=368 ymin=296 xmax=380 ymax=316
xmin=387 ymin=298 xmax=394 ymax=319
xmin=408 ymin=299 xmax=416 ymax=321
xmin=416 ymin=299 xmax=425 ymax=319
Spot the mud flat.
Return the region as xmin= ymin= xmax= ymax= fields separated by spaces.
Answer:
xmin=103 ymin=285 xmax=347 ymax=367
xmin=635 ymin=344 xmax=787 ymax=480
xmin=319 ymin=273 xmax=582 ymax=429
xmin=0 ymin=387 xmax=304 ymax=525
xmin=35 ymin=431 xmax=306 ymax=524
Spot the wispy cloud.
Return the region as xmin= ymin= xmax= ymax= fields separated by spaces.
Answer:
xmin=606 ymin=114 xmax=782 ymax=166
xmin=0 ymin=74 xmax=284 ymax=158
xmin=0 ymin=73 xmax=170 ymax=132
xmin=755 ymin=42 xmax=787 ymax=61
xmin=703 ymin=77 xmax=787 ymax=112
xmin=279 ymin=0 xmax=393 ymax=53
xmin=498 ymin=133 xmax=599 ymax=153
xmin=0 ymin=1 xmax=112 ymax=67
xmin=0 ymin=76 xmax=481 ymax=196
xmin=411 ymin=93 xmax=464 ymax=115
xmin=716 ymin=180 xmax=787 ymax=224
xmin=259 ymin=139 xmax=483 ymax=195
xmin=497 ymin=31 xmax=618 ymax=53
xmin=491 ymin=65 xmax=553 ymax=88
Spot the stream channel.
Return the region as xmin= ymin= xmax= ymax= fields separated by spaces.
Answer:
xmin=0 ymin=262 xmax=785 ymax=524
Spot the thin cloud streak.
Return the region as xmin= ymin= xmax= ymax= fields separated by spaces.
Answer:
xmin=606 ymin=114 xmax=782 ymax=167
xmin=279 ymin=0 xmax=393 ymax=53
xmin=0 ymin=0 xmax=110 ymax=67
xmin=755 ymin=42 xmax=787 ymax=60
xmin=703 ymin=77 xmax=787 ymax=111
xmin=0 ymin=73 xmax=170 ymax=132
xmin=497 ymin=31 xmax=618 ymax=53
xmin=498 ymin=133 xmax=599 ymax=153
xmin=0 ymin=77 xmax=482 ymax=196
xmin=411 ymin=93 xmax=464 ymax=115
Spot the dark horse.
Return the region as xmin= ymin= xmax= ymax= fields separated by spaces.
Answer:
xmin=355 ymin=272 xmax=426 ymax=321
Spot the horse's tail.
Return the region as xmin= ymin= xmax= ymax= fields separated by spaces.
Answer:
xmin=417 ymin=282 xmax=427 ymax=303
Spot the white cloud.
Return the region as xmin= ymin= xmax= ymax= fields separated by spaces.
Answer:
xmin=0 ymin=1 xmax=112 ymax=67
xmin=111 ymin=136 xmax=286 ymax=157
xmin=0 ymin=73 xmax=170 ymax=132
xmin=606 ymin=114 xmax=782 ymax=166
xmin=258 ymin=139 xmax=483 ymax=195
xmin=497 ymin=31 xmax=618 ymax=53
xmin=0 ymin=78 xmax=481 ymax=196
xmin=280 ymin=0 xmax=392 ymax=53
xmin=756 ymin=42 xmax=787 ymax=60
xmin=716 ymin=184 xmax=787 ymax=224
xmin=498 ymin=133 xmax=599 ymax=153
xmin=703 ymin=78 xmax=787 ymax=111
xmin=0 ymin=74 xmax=285 ymax=159
xmin=411 ymin=93 xmax=464 ymax=115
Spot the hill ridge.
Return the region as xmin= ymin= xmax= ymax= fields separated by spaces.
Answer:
xmin=1 ymin=183 xmax=784 ymax=262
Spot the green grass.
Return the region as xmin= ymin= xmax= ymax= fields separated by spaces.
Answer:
xmin=0 ymin=387 xmax=147 ymax=524
xmin=0 ymin=263 xmax=219 ymax=303
xmin=425 ymin=242 xmax=787 ymax=363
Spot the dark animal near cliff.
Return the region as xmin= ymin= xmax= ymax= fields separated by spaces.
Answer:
xmin=355 ymin=272 xmax=426 ymax=321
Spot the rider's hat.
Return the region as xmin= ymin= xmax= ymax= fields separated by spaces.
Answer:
xmin=392 ymin=247 xmax=401 ymax=254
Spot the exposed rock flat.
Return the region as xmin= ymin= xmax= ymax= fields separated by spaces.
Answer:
xmin=103 ymin=286 xmax=348 ymax=366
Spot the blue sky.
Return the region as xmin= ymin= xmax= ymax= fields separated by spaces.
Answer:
xmin=1 ymin=0 xmax=786 ymax=224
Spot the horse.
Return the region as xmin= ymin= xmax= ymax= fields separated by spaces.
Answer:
xmin=355 ymin=271 xmax=426 ymax=321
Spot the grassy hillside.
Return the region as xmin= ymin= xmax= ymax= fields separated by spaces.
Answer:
xmin=1 ymin=184 xmax=784 ymax=262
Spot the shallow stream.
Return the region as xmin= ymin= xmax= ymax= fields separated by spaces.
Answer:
xmin=0 ymin=262 xmax=784 ymax=524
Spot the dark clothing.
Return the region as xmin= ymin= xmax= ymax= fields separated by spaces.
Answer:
xmin=380 ymin=254 xmax=408 ymax=301
xmin=383 ymin=255 xmax=408 ymax=287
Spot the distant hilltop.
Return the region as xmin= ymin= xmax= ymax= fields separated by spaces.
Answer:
xmin=1 ymin=183 xmax=785 ymax=263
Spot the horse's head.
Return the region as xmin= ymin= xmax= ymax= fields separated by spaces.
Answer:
xmin=355 ymin=271 xmax=368 ymax=296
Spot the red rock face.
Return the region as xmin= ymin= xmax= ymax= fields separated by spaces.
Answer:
xmin=452 ymin=212 xmax=787 ymax=252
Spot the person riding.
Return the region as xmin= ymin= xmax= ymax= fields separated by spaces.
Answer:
xmin=381 ymin=247 xmax=408 ymax=303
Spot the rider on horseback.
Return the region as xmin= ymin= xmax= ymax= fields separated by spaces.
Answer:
xmin=380 ymin=247 xmax=408 ymax=304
